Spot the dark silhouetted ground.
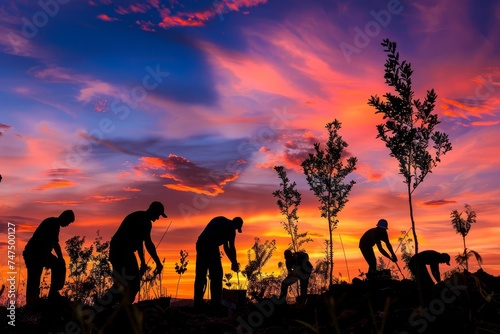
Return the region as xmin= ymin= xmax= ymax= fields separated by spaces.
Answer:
xmin=3 ymin=270 xmax=500 ymax=334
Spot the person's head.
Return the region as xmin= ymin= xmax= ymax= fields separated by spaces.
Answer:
xmin=284 ymin=249 xmax=293 ymax=260
xmin=59 ymin=210 xmax=75 ymax=227
xmin=232 ymin=217 xmax=243 ymax=233
xmin=440 ymin=252 xmax=451 ymax=266
xmin=376 ymin=219 xmax=388 ymax=230
xmin=147 ymin=201 xmax=168 ymax=221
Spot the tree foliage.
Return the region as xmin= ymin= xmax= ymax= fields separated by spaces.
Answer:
xmin=242 ymin=238 xmax=277 ymax=282
xmin=65 ymin=235 xmax=94 ymax=303
xmin=272 ymin=165 xmax=312 ymax=252
xmin=174 ymin=250 xmax=189 ymax=300
xmin=63 ymin=232 xmax=114 ymax=304
xmin=301 ymin=119 xmax=357 ymax=287
xmin=451 ymin=204 xmax=478 ymax=271
xmin=368 ymin=38 xmax=452 ymax=255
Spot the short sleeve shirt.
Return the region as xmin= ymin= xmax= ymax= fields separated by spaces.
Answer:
xmin=111 ymin=211 xmax=152 ymax=253
xmin=198 ymin=216 xmax=235 ymax=246
xmin=24 ymin=217 xmax=60 ymax=256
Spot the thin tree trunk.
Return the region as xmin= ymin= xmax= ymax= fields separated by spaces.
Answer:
xmin=408 ymin=183 xmax=423 ymax=306
xmin=463 ymin=236 xmax=468 ymax=271
xmin=329 ymin=214 xmax=334 ymax=288
xmin=175 ymin=275 xmax=181 ymax=301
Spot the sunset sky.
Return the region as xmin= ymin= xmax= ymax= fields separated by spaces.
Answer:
xmin=1 ymin=0 xmax=499 ymax=301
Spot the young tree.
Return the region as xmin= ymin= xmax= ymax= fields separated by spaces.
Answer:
xmin=272 ymin=165 xmax=312 ymax=252
xmin=242 ymin=238 xmax=277 ymax=283
xmin=301 ymin=120 xmax=357 ymax=287
xmin=88 ymin=231 xmax=112 ymax=300
xmin=451 ymin=204 xmax=478 ymax=271
xmin=64 ymin=236 xmax=94 ymax=303
xmin=368 ymin=39 xmax=452 ymax=255
xmin=398 ymin=229 xmax=414 ymax=279
xmin=174 ymin=250 xmax=189 ymax=301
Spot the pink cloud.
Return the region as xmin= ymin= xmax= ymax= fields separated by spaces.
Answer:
xmin=85 ymin=195 xmax=130 ymax=203
xmin=158 ymin=0 xmax=268 ymax=29
xmin=97 ymin=13 xmax=119 ymax=22
xmin=422 ymin=199 xmax=458 ymax=206
xmin=123 ymin=186 xmax=141 ymax=192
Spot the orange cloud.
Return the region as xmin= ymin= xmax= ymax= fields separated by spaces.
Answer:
xmin=36 ymin=179 xmax=77 ymax=191
xmin=441 ymin=97 xmax=495 ymax=118
xmin=134 ymin=154 xmax=243 ymax=196
xmin=35 ymin=200 xmax=80 ymax=205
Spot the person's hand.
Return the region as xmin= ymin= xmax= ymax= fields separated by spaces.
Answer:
xmin=140 ymin=263 xmax=148 ymax=276
xmin=231 ymin=262 xmax=240 ymax=272
xmin=154 ymin=262 xmax=164 ymax=276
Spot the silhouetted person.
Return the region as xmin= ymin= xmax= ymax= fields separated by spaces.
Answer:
xmin=409 ymin=250 xmax=450 ymax=289
xmin=107 ymin=201 xmax=167 ymax=305
xmin=359 ymin=219 xmax=398 ymax=274
xmin=23 ymin=210 xmax=75 ymax=306
xmin=279 ymin=250 xmax=313 ymax=303
xmin=194 ymin=216 xmax=243 ymax=309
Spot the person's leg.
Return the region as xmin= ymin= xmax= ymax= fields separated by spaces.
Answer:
xmin=24 ymin=254 xmax=43 ymax=306
xmin=279 ymin=275 xmax=298 ymax=299
xmin=208 ymin=246 xmax=223 ymax=305
xmin=300 ymin=275 xmax=310 ymax=298
xmin=194 ymin=243 xmax=210 ymax=305
xmin=46 ymin=254 xmax=66 ymax=297
xmin=361 ymin=247 xmax=377 ymax=273
xmin=108 ymin=251 xmax=138 ymax=304
xmin=126 ymin=254 xmax=140 ymax=303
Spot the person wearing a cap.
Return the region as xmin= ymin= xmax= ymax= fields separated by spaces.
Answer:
xmin=194 ymin=216 xmax=243 ymax=309
xmin=23 ymin=210 xmax=75 ymax=306
xmin=106 ymin=201 xmax=167 ymax=305
xmin=408 ymin=250 xmax=450 ymax=289
xmin=359 ymin=219 xmax=398 ymax=274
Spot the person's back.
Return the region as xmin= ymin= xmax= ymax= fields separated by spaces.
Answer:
xmin=24 ymin=217 xmax=60 ymax=256
xmin=294 ymin=251 xmax=313 ymax=274
xmin=198 ymin=216 xmax=234 ymax=246
xmin=359 ymin=227 xmax=388 ymax=248
xmin=411 ymin=250 xmax=440 ymax=265
xmin=111 ymin=211 xmax=151 ymax=252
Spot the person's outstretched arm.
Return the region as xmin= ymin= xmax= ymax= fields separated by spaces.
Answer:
xmin=385 ymin=242 xmax=398 ymax=262
xmin=376 ymin=242 xmax=392 ymax=260
xmin=145 ymin=235 xmax=163 ymax=274
xmin=54 ymin=242 xmax=64 ymax=260
xmin=430 ymin=263 xmax=441 ymax=282
xmin=223 ymin=239 xmax=239 ymax=272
